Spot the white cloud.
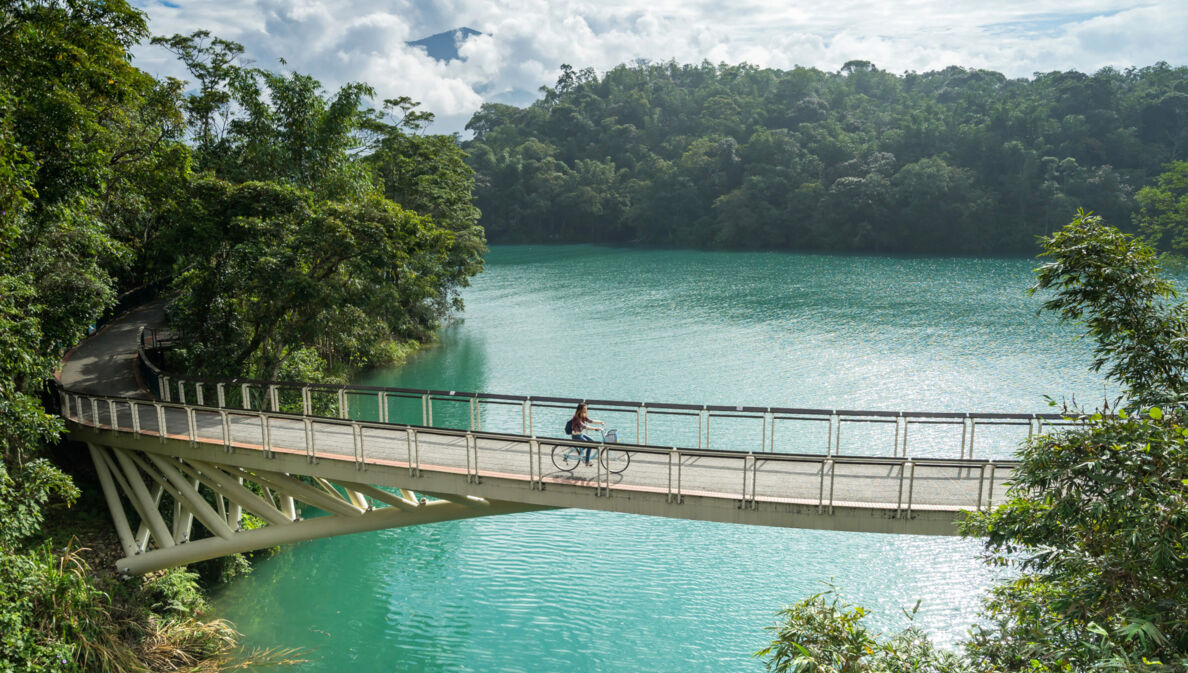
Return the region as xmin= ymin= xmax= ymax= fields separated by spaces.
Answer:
xmin=131 ymin=0 xmax=1188 ymax=134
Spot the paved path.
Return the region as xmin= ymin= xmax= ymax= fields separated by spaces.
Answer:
xmin=59 ymin=299 xmax=166 ymax=398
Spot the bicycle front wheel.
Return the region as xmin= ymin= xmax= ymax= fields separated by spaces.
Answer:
xmin=552 ymin=445 xmax=582 ymax=471
xmin=602 ymin=448 xmax=630 ymax=474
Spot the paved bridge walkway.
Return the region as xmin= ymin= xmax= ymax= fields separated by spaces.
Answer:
xmin=58 ymin=303 xmax=1062 ymax=574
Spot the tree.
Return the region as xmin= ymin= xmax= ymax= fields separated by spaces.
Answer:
xmin=1032 ymin=210 xmax=1188 ymax=406
xmin=463 ymin=60 xmax=1186 ymax=253
xmin=757 ymin=590 xmax=969 ymax=673
xmin=1135 ymin=161 xmax=1188 ymax=256
xmin=761 ymin=212 xmax=1188 ymax=672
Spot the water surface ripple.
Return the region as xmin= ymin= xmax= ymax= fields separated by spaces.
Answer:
xmin=216 ymin=246 xmax=1115 ymax=672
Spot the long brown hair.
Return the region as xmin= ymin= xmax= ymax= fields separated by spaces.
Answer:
xmin=572 ymin=403 xmax=589 ymax=423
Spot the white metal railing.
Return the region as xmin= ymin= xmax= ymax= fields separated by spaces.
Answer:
xmin=135 ymin=329 xmax=1067 ymax=461
xmin=62 ymin=388 xmax=1022 ymax=516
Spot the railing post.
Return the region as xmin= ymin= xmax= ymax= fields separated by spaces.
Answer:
xmin=90 ymin=398 xmax=100 ymax=427
xmin=465 ymin=433 xmax=473 ymax=482
xmin=195 ymin=383 xmax=205 ymax=406
xmin=534 ymin=438 xmax=543 ymax=489
xmin=177 ymin=381 xmax=186 ymax=405
xmin=303 ymin=418 xmax=314 ymax=463
xmin=302 ymin=386 xmax=311 ymax=417
xmin=216 ymin=382 xmax=225 ymax=408
xmin=968 ymin=418 xmax=977 ymax=460
xmin=406 ymin=429 xmax=416 ymax=476
xmin=269 ymin=385 xmax=279 ymax=412
xmin=186 ymin=407 xmax=196 ymax=445
xmin=826 ymin=414 xmax=835 ymax=455
xmin=643 ymin=406 xmax=649 ymax=445
xmin=834 ymin=415 xmax=842 ymax=456
xmin=828 ymin=457 xmax=837 ymax=514
xmin=521 ymin=399 xmax=528 ymax=435
xmin=961 ymin=414 xmax=968 ymax=459
xmin=379 ymin=392 xmax=388 ymax=424
xmin=351 ymin=422 xmax=362 ymax=468
xmin=528 ymin=438 xmax=538 ymax=489
xmin=596 ymin=440 xmax=607 ymax=497
xmin=155 ymin=402 xmax=167 ymax=443
xmin=338 ymin=388 xmax=348 ymax=419
xmin=698 ymin=407 xmax=705 ymax=448
xmin=761 ymin=410 xmax=767 ymax=453
xmin=751 ymin=455 xmax=759 ymax=508
xmin=771 ymin=412 xmax=779 ymax=452
xmin=219 ymin=410 xmax=230 ymax=451
xmin=986 ymin=460 xmax=997 ymax=507
xmin=241 ymin=383 xmax=251 ymax=410
xmin=257 ymin=412 xmax=268 ymax=454
xmin=905 ymin=461 xmax=916 ymax=517
xmin=107 ymin=400 xmax=118 ymax=434
xmin=896 ymin=460 xmax=907 ymax=517
xmin=411 ymin=428 xmax=421 ymax=475
xmin=740 ymin=454 xmax=752 ymax=507
xmin=975 ymin=462 xmax=987 ymax=511
xmin=467 ymin=433 xmax=479 ymax=484
xmin=162 ymin=376 xmax=171 ymax=402
xmin=818 ymin=459 xmax=832 ymax=513
xmin=130 ymin=401 xmax=141 ymax=437
xmin=674 ymin=449 xmax=683 ymax=503
xmin=527 ymin=398 xmax=533 ymax=436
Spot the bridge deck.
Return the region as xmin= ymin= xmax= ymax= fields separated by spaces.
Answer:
xmin=64 ymin=392 xmax=1014 ymax=533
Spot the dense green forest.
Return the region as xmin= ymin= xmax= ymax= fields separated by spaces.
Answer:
xmin=464 ymin=61 xmax=1188 ymax=253
xmin=0 ymin=1 xmax=479 ymax=668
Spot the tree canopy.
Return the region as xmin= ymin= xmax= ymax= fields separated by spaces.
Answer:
xmin=465 ymin=61 xmax=1188 ymax=253
xmin=0 ymin=4 xmax=484 ymax=668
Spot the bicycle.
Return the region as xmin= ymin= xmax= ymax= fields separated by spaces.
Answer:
xmin=551 ymin=428 xmax=631 ymax=474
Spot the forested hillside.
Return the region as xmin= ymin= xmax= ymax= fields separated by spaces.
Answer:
xmin=464 ymin=61 xmax=1188 ymax=253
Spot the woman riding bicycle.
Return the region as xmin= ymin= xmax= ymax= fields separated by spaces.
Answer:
xmin=568 ymin=403 xmax=604 ymax=465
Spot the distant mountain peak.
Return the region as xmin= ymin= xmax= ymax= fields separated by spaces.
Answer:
xmin=407 ymin=27 xmax=483 ymax=62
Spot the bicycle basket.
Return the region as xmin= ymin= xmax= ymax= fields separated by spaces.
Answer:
xmin=603 ymin=429 xmax=618 ymax=443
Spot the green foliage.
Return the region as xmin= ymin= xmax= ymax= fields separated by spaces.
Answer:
xmin=0 ymin=8 xmax=477 ymax=671
xmin=1032 ymin=210 xmax=1188 ymax=406
xmin=756 ymin=591 xmax=969 ymax=673
xmin=762 ymin=215 xmax=1188 ymax=672
xmin=961 ymin=411 xmax=1188 ymax=671
xmin=153 ymin=31 xmax=485 ymax=380
xmin=466 ymin=61 xmax=1188 ymax=252
xmin=165 ymin=180 xmax=459 ymax=379
xmin=0 ymin=543 xmax=123 ymax=673
xmin=957 ymin=216 xmax=1188 ymax=670
xmin=1135 ymin=161 xmax=1188 ymax=257
xmin=0 ymin=543 xmax=292 ymax=672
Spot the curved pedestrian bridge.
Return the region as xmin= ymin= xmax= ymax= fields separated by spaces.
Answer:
xmin=57 ymin=311 xmax=1071 ymax=574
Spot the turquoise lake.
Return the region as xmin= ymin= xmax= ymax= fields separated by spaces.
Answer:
xmin=214 ymin=246 xmax=1117 ymax=671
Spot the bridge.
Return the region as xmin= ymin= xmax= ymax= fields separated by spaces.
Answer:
xmin=59 ymin=302 xmax=1066 ymax=575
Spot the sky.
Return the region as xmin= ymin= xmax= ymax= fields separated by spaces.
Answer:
xmin=131 ymin=1 xmax=1188 ymax=134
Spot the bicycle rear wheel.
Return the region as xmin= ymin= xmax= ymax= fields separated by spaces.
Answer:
xmin=551 ymin=445 xmax=583 ymax=471
xmin=602 ymin=448 xmax=630 ymax=474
